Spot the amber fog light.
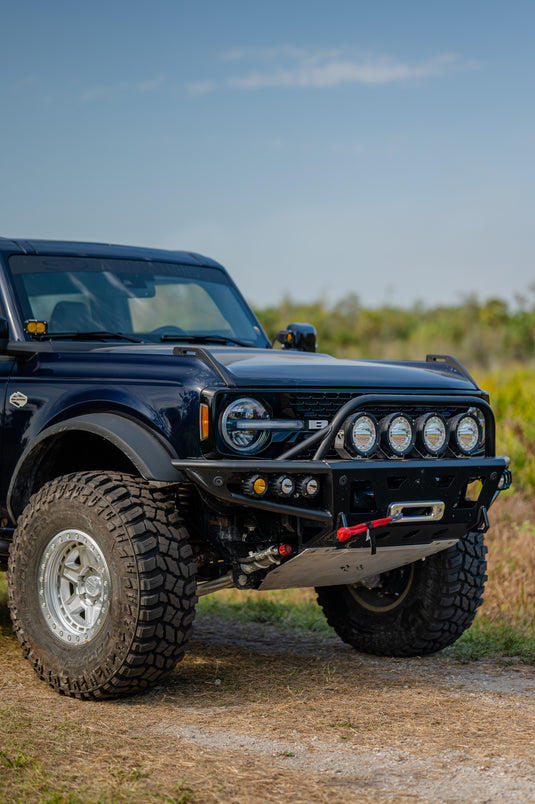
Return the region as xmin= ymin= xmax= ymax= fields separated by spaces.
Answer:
xmin=242 ymin=474 xmax=268 ymax=497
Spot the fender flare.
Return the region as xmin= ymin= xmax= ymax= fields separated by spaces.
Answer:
xmin=7 ymin=412 xmax=182 ymax=520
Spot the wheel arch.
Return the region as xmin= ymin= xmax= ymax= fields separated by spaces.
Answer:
xmin=7 ymin=413 xmax=182 ymax=521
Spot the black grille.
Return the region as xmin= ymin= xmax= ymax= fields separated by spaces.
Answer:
xmin=287 ymin=391 xmax=353 ymax=419
xmin=287 ymin=391 xmax=469 ymax=422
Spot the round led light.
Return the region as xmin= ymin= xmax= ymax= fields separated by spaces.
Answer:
xmin=382 ymin=413 xmax=415 ymax=456
xmin=417 ymin=413 xmax=448 ymax=456
xmin=253 ymin=476 xmax=267 ymax=495
xmin=347 ymin=413 xmax=379 ymax=457
xmin=270 ymin=475 xmax=295 ymax=497
xmin=280 ymin=477 xmax=294 ymax=495
xmin=242 ymin=474 xmax=268 ymax=497
xmin=220 ymin=397 xmax=270 ymax=453
xmin=451 ymin=413 xmax=481 ymax=455
xmin=296 ymin=476 xmax=319 ymax=498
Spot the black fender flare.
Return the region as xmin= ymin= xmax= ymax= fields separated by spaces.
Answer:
xmin=7 ymin=412 xmax=183 ymax=520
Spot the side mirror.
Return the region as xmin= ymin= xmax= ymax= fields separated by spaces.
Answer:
xmin=275 ymin=322 xmax=317 ymax=352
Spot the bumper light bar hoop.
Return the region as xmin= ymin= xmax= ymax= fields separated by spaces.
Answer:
xmin=277 ymin=393 xmax=496 ymax=462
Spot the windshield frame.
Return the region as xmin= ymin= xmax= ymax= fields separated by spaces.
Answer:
xmin=7 ymin=254 xmax=271 ymax=348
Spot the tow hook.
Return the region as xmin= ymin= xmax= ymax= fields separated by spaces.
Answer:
xmin=336 ymin=514 xmax=401 ymax=555
xmin=498 ymin=468 xmax=512 ymax=491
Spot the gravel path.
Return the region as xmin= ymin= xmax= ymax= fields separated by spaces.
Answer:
xmin=138 ymin=614 xmax=535 ymax=803
xmin=2 ymin=604 xmax=534 ymax=803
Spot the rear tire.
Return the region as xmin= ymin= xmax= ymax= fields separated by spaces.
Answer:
xmin=7 ymin=472 xmax=197 ymax=699
xmin=316 ymin=532 xmax=487 ymax=656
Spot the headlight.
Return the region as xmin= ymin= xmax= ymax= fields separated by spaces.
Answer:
xmin=381 ymin=413 xmax=415 ymax=457
xmin=416 ymin=413 xmax=448 ymax=456
xmin=220 ymin=397 xmax=270 ymax=453
xmin=346 ymin=413 xmax=379 ymax=457
xmin=450 ymin=413 xmax=482 ymax=455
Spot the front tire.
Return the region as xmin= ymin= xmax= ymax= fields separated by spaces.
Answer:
xmin=7 ymin=472 xmax=197 ymax=699
xmin=316 ymin=532 xmax=487 ymax=656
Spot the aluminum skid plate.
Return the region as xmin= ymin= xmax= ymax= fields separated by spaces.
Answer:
xmin=259 ymin=540 xmax=458 ymax=590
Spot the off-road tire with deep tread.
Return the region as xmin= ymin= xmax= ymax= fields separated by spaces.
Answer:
xmin=316 ymin=532 xmax=487 ymax=656
xmin=7 ymin=471 xmax=197 ymax=699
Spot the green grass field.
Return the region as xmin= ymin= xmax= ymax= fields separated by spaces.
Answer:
xmin=476 ymin=365 xmax=535 ymax=496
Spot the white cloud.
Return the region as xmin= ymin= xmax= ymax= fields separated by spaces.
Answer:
xmin=81 ymin=75 xmax=165 ymax=102
xmin=228 ymin=53 xmax=465 ymax=89
xmin=187 ymin=80 xmax=218 ymax=96
xmin=136 ymin=75 xmax=166 ymax=93
xmin=222 ymin=45 xmax=314 ymax=63
xmin=189 ymin=48 xmax=477 ymax=94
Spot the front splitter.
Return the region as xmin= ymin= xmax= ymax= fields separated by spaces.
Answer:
xmin=259 ymin=540 xmax=458 ymax=590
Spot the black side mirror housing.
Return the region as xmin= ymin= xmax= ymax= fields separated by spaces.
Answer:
xmin=275 ymin=322 xmax=317 ymax=352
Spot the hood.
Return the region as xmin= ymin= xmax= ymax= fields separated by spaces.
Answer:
xmin=211 ymin=348 xmax=479 ymax=392
xmin=94 ymin=344 xmax=480 ymax=393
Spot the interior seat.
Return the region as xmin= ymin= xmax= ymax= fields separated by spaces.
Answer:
xmin=49 ymin=301 xmax=99 ymax=332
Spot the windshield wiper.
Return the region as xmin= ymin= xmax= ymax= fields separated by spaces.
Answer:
xmin=159 ymin=334 xmax=252 ymax=347
xmin=47 ymin=331 xmax=142 ymax=343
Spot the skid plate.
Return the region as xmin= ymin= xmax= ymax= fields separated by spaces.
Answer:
xmin=259 ymin=540 xmax=458 ymax=590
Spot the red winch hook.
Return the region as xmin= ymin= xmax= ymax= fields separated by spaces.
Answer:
xmin=336 ymin=515 xmax=400 ymax=554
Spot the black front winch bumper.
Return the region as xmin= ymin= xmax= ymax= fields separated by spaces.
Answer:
xmin=171 ymin=454 xmax=510 ymax=544
xmin=171 ymin=392 xmax=511 ymax=552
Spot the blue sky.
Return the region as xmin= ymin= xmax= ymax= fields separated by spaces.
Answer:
xmin=1 ymin=1 xmax=534 ymax=309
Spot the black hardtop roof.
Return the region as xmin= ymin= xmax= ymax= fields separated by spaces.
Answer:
xmin=0 ymin=238 xmax=226 ymax=271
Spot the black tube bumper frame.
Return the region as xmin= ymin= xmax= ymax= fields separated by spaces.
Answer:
xmin=171 ymin=393 xmax=511 ymax=547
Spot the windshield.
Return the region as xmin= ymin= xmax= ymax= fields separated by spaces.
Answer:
xmin=9 ymin=255 xmax=268 ymax=347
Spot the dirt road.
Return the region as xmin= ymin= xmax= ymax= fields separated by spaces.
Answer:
xmin=2 ymin=603 xmax=535 ymax=803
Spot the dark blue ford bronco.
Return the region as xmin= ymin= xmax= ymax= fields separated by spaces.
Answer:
xmin=0 ymin=238 xmax=511 ymax=699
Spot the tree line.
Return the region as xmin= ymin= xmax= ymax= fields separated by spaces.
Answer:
xmin=254 ymin=291 xmax=535 ymax=369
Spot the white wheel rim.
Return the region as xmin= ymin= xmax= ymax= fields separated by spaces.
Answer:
xmin=38 ymin=529 xmax=111 ymax=644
